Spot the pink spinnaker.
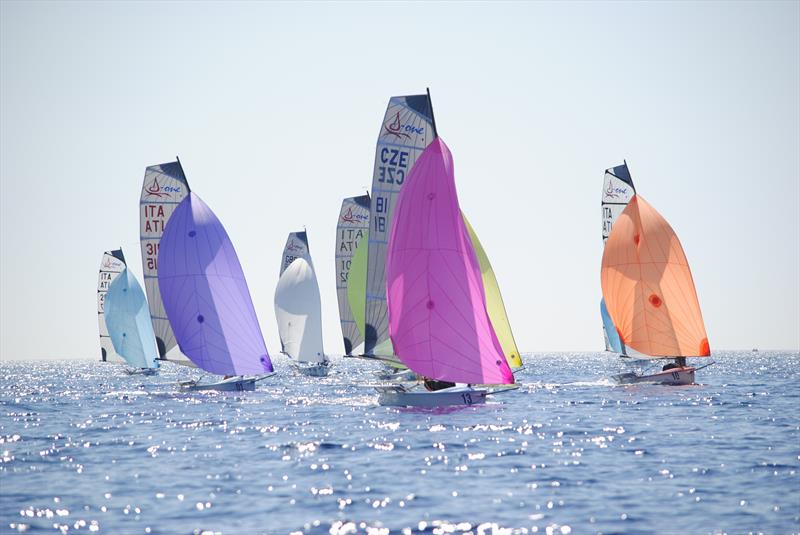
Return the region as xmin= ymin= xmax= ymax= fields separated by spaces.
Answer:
xmin=386 ymin=139 xmax=514 ymax=385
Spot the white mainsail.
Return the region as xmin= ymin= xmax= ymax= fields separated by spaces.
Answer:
xmin=335 ymin=195 xmax=370 ymax=355
xmin=279 ymin=231 xmax=312 ymax=277
xmin=139 ymin=159 xmax=194 ymax=366
xmin=97 ymin=249 xmax=126 ymax=363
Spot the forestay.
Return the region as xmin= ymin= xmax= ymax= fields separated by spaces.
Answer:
xmin=335 ymin=195 xmax=370 ymax=355
xmin=275 ymin=257 xmax=327 ymax=364
xmin=601 ymin=194 xmax=710 ymax=358
xmin=158 ymin=192 xmax=274 ymax=376
xmin=364 ymin=94 xmax=435 ymax=357
xmin=139 ymin=160 xmax=193 ymax=365
xmin=97 ymin=249 xmax=126 ymax=363
xmin=104 ymin=266 xmax=160 ymax=370
xmin=386 ymin=139 xmax=514 ymax=385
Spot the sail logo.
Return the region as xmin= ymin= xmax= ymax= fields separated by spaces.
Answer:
xmin=286 ymin=240 xmax=304 ymax=253
xmin=102 ymin=258 xmax=122 ymax=270
xmin=341 ymin=207 xmax=368 ymax=224
xmin=604 ymin=182 xmax=628 ymax=199
xmin=382 ymin=112 xmax=424 ymax=139
xmin=145 ymin=177 xmax=182 ymax=198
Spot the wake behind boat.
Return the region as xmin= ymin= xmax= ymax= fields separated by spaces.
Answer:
xmin=599 ymin=162 xmax=711 ymax=385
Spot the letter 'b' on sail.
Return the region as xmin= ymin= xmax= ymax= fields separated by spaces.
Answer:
xmin=158 ymin=193 xmax=273 ymax=376
xmin=386 ymin=139 xmax=514 ymax=385
xmin=601 ymin=195 xmax=710 ymax=357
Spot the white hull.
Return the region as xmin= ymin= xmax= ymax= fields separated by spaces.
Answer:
xmin=292 ymin=361 xmax=331 ymax=377
xmin=125 ymin=368 xmax=158 ymax=376
xmin=178 ymin=374 xmax=274 ymax=392
xmin=612 ymin=366 xmax=696 ymax=386
xmin=375 ymin=368 xmax=418 ymax=382
xmin=376 ymin=385 xmax=488 ymax=407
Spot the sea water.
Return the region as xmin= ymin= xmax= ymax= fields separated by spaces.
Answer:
xmin=1 ymin=351 xmax=798 ymax=534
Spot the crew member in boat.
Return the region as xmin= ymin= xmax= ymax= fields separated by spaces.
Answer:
xmin=423 ymin=377 xmax=456 ymax=391
xmin=662 ymin=357 xmax=687 ymax=371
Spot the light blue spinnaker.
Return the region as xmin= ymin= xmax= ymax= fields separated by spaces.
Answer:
xmin=600 ymin=298 xmax=624 ymax=354
xmin=104 ymin=266 xmax=160 ymax=370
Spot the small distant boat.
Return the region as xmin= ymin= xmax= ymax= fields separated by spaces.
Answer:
xmin=157 ymin=173 xmax=274 ymax=391
xmin=600 ymin=162 xmax=711 ymax=385
xmin=98 ymin=249 xmax=126 ymax=364
xmin=102 ymin=248 xmax=160 ymax=374
xmin=139 ymin=159 xmax=195 ymax=368
xmin=335 ymin=195 xmax=370 ymax=356
xmin=275 ymin=231 xmax=330 ymax=377
xmin=378 ymin=98 xmax=515 ymax=408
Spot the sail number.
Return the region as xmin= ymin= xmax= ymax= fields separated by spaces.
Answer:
xmin=377 ymin=148 xmax=409 ymax=186
xmin=461 ymin=393 xmax=473 ymax=405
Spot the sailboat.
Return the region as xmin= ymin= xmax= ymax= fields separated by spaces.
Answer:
xmin=335 ymin=195 xmax=370 ymax=356
xmin=600 ymin=162 xmax=711 ymax=385
xmin=376 ymin=117 xmax=516 ymax=407
xmin=275 ymin=231 xmax=330 ymax=376
xmin=98 ymin=249 xmax=126 ymax=363
xmin=139 ymin=159 xmax=195 ymax=368
xmin=102 ymin=248 xmax=160 ymax=374
xmin=157 ymin=180 xmax=275 ymax=391
xmin=362 ymin=91 xmax=522 ymax=382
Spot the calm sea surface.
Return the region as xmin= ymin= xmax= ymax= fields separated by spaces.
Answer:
xmin=1 ymin=351 xmax=798 ymax=534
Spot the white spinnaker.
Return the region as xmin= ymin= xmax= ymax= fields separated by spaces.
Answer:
xmin=274 ymin=258 xmax=327 ymax=364
xmin=97 ymin=249 xmax=126 ymax=363
xmin=364 ymin=94 xmax=435 ymax=356
xmin=279 ymin=231 xmax=313 ymax=277
xmin=139 ymin=160 xmax=194 ymax=366
xmin=335 ymin=195 xmax=370 ymax=355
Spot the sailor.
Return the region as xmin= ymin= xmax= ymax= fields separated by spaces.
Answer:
xmin=423 ymin=377 xmax=456 ymax=391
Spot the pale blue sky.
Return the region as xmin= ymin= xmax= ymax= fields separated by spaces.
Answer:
xmin=1 ymin=1 xmax=798 ymax=360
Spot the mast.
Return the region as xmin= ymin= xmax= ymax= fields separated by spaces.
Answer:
xmin=427 ymin=87 xmax=438 ymax=139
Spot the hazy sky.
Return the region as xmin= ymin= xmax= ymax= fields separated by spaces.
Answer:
xmin=1 ymin=1 xmax=798 ymax=360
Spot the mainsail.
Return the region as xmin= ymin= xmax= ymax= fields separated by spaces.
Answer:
xmin=275 ymin=257 xmax=327 ymax=364
xmin=158 ymin=192 xmax=274 ymax=376
xmin=279 ymin=231 xmax=312 ymax=277
xmin=139 ymin=160 xmax=193 ymax=365
xmin=335 ymin=195 xmax=370 ymax=355
xmin=104 ymin=265 xmax=160 ymax=370
xmin=601 ymin=194 xmax=710 ymax=358
xmin=97 ymin=249 xmax=126 ymax=363
xmin=386 ymin=138 xmax=514 ymax=385
xmin=364 ymin=94 xmax=435 ymax=356
xmin=462 ymin=215 xmax=523 ymax=370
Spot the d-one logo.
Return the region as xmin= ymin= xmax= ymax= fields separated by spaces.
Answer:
xmin=604 ymin=182 xmax=628 ymax=199
xmin=102 ymin=258 xmax=122 ymax=270
xmin=286 ymin=240 xmax=304 ymax=253
xmin=382 ymin=112 xmax=425 ymax=139
xmin=145 ymin=177 xmax=182 ymax=198
xmin=341 ymin=207 xmax=368 ymax=224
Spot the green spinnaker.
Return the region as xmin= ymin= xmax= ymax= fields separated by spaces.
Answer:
xmin=463 ymin=214 xmax=523 ymax=370
xmin=347 ymin=232 xmax=368 ymax=341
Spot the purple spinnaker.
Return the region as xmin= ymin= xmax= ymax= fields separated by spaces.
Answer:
xmin=386 ymin=139 xmax=514 ymax=385
xmin=158 ymin=192 xmax=273 ymax=376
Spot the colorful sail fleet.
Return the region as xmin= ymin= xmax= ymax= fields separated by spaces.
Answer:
xmin=96 ymin=89 xmax=712 ymax=400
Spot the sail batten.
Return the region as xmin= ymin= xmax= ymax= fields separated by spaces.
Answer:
xmin=386 ymin=138 xmax=514 ymax=385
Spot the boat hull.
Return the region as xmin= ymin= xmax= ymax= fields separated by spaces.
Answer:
xmin=293 ymin=361 xmax=331 ymax=377
xmin=125 ymin=368 xmax=158 ymax=376
xmin=612 ymin=366 xmax=696 ymax=386
xmin=179 ymin=376 xmax=258 ymax=392
xmin=376 ymin=386 xmax=488 ymax=407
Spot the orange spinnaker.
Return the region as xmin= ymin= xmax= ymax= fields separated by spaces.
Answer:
xmin=600 ymin=195 xmax=710 ymax=357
